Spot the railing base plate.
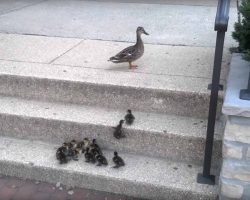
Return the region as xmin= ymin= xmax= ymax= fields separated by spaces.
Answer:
xmin=207 ymin=83 xmax=224 ymax=91
xmin=197 ymin=173 xmax=215 ymax=185
xmin=240 ymin=89 xmax=250 ymax=100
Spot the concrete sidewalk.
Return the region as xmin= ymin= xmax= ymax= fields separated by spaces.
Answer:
xmin=0 ymin=0 xmax=237 ymax=47
xmin=0 ymin=174 xmax=139 ymax=200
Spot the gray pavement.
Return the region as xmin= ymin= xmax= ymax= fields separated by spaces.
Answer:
xmin=0 ymin=0 xmax=237 ymax=47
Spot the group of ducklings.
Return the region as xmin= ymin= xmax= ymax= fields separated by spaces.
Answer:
xmin=56 ymin=109 xmax=135 ymax=168
xmin=113 ymin=109 xmax=135 ymax=139
xmin=56 ymin=138 xmax=125 ymax=168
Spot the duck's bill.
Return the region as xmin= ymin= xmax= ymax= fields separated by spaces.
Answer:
xmin=143 ymin=31 xmax=149 ymax=35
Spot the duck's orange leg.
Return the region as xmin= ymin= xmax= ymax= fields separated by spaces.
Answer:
xmin=129 ymin=62 xmax=138 ymax=69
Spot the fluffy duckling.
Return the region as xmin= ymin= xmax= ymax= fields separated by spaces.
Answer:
xmin=113 ymin=120 xmax=125 ymax=139
xmin=112 ymin=151 xmax=125 ymax=168
xmin=89 ymin=139 xmax=102 ymax=155
xmin=109 ymin=27 xmax=149 ymax=69
xmin=56 ymin=145 xmax=70 ymax=164
xmin=83 ymin=138 xmax=91 ymax=149
xmin=125 ymin=109 xmax=135 ymax=125
xmin=70 ymin=140 xmax=78 ymax=149
xmin=85 ymin=147 xmax=96 ymax=163
xmin=71 ymin=147 xmax=83 ymax=161
xmin=96 ymin=154 xmax=108 ymax=166
xmin=76 ymin=141 xmax=85 ymax=153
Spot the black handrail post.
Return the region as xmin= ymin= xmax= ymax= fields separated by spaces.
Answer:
xmin=197 ymin=31 xmax=225 ymax=185
xmin=240 ymin=71 xmax=250 ymax=100
xmin=197 ymin=0 xmax=230 ymax=185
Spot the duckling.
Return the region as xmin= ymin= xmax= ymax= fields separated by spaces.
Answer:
xmin=89 ymin=139 xmax=102 ymax=155
xmin=96 ymin=154 xmax=108 ymax=166
xmin=124 ymin=109 xmax=135 ymax=125
xmin=71 ymin=147 xmax=83 ymax=161
xmin=109 ymin=27 xmax=149 ymax=69
xmin=113 ymin=120 xmax=125 ymax=139
xmin=56 ymin=145 xmax=70 ymax=164
xmin=112 ymin=151 xmax=125 ymax=168
xmin=76 ymin=141 xmax=85 ymax=153
xmin=83 ymin=138 xmax=91 ymax=149
xmin=84 ymin=147 xmax=96 ymax=163
xmin=70 ymin=139 xmax=78 ymax=149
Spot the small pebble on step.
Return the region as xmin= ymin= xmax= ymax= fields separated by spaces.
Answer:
xmin=68 ymin=190 xmax=74 ymax=195
xmin=56 ymin=182 xmax=61 ymax=188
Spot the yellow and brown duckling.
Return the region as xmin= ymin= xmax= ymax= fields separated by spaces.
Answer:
xmin=69 ymin=140 xmax=77 ymax=149
xmin=112 ymin=151 xmax=125 ymax=168
xmin=125 ymin=109 xmax=135 ymax=125
xmin=113 ymin=120 xmax=125 ymax=139
xmin=109 ymin=27 xmax=149 ymax=69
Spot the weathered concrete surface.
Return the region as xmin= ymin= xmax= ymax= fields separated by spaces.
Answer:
xmin=0 ymin=33 xmax=228 ymax=117
xmin=94 ymin=0 xmax=237 ymax=7
xmin=0 ymin=33 xmax=81 ymax=63
xmin=0 ymin=33 xmax=231 ymax=79
xmin=0 ymin=59 xmax=224 ymax=118
xmin=0 ymin=95 xmax=223 ymax=165
xmin=0 ymin=136 xmax=218 ymax=200
xmin=0 ymin=0 xmax=237 ymax=47
xmin=54 ymin=39 xmax=231 ymax=80
xmin=0 ymin=0 xmax=45 ymax=15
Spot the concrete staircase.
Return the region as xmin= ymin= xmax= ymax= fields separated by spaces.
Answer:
xmin=0 ymin=35 xmax=225 ymax=200
xmin=0 ymin=0 xmax=238 ymax=199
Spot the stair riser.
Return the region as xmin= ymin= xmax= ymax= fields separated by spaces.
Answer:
xmin=0 ymin=114 xmax=221 ymax=165
xmin=0 ymin=161 xmax=216 ymax=200
xmin=0 ymin=75 xmax=223 ymax=118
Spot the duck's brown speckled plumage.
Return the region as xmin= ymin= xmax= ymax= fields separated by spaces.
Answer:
xmin=109 ymin=27 xmax=149 ymax=69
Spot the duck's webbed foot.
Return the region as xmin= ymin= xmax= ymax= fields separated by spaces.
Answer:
xmin=129 ymin=62 xmax=138 ymax=69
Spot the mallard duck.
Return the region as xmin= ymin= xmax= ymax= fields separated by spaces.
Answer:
xmin=125 ymin=109 xmax=135 ymax=125
xmin=109 ymin=27 xmax=149 ymax=69
xmin=113 ymin=120 xmax=125 ymax=139
xmin=112 ymin=151 xmax=125 ymax=168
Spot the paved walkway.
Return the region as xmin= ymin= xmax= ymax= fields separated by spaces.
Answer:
xmin=0 ymin=0 xmax=237 ymax=47
xmin=0 ymin=175 xmax=139 ymax=200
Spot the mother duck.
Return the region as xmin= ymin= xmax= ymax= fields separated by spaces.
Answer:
xmin=109 ymin=27 xmax=149 ymax=69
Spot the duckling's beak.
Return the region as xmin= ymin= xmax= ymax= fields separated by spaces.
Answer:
xmin=143 ymin=30 xmax=149 ymax=35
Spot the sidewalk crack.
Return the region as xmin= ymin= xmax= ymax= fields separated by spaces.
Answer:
xmin=48 ymin=40 xmax=84 ymax=64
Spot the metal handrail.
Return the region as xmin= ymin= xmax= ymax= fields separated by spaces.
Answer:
xmin=215 ymin=0 xmax=230 ymax=31
xmin=197 ymin=0 xmax=231 ymax=185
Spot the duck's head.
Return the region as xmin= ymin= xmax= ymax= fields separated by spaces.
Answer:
xmin=127 ymin=109 xmax=132 ymax=114
xmin=114 ymin=151 xmax=118 ymax=156
xmin=137 ymin=27 xmax=149 ymax=35
xmin=119 ymin=120 xmax=125 ymax=124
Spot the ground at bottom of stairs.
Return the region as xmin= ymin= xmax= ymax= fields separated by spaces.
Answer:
xmin=0 ymin=174 xmax=142 ymax=200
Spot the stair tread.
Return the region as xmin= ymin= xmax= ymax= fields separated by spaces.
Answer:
xmin=0 ymin=57 xmax=225 ymax=95
xmin=0 ymin=136 xmax=218 ymax=199
xmin=0 ymin=95 xmax=223 ymax=140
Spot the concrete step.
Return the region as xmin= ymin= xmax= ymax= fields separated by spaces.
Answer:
xmin=0 ymin=45 xmax=230 ymax=118
xmin=0 ymin=95 xmax=223 ymax=165
xmin=0 ymin=136 xmax=218 ymax=200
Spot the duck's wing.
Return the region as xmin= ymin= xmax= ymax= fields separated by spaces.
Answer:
xmin=109 ymin=45 xmax=136 ymax=63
